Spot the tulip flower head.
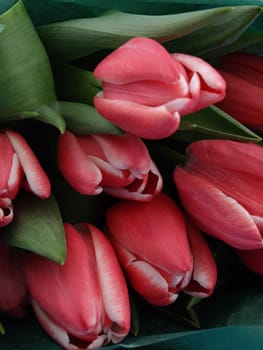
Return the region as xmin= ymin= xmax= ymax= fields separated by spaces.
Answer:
xmin=216 ymin=53 xmax=263 ymax=129
xmin=24 ymin=223 xmax=130 ymax=350
xmin=93 ymin=37 xmax=226 ymax=139
xmin=0 ymin=130 xmax=51 ymax=227
xmin=0 ymin=238 xmax=28 ymax=317
xmin=173 ymin=139 xmax=263 ymax=250
xmin=106 ymin=192 xmax=193 ymax=306
xmin=58 ymin=130 xmax=162 ymax=201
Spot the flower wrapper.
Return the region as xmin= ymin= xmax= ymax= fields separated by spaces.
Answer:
xmin=0 ymin=0 xmax=263 ymax=349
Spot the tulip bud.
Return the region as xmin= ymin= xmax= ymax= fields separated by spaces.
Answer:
xmin=58 ymin=130 xmax=162 ymax=201
xmin=24 ymin=223 xmax=130 ymax=350
xmin=0 ymin=238 xmax=28 ymax=317
xmin=173 ymin=139 xmax=263 ymax=250
xmin=93 ymin=37 xmax=226 ymax=139
xmin=0 ymin=130 xmax=51 ymax=227
xmin=106 ymin=192 xmax=193 ymax=306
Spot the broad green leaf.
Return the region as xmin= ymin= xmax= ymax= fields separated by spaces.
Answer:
xmin=164 ymin=6 xmax=262 ymax=57
xmin=33 ymin=104 xmax=66 ymax=134
xmin=173 ymin=105 xmax=262 ymax=144
xmin=0 ymin=0 xmax=57 ymax=120
xmin=37 ymin=7 xmax=232 ymax=61
xmin=19 ymin=0 xmax=263 ymax=26
xmin=53 ymin=101 xmax=122 ymax=135
xmin=3 ymin=192 xmax=66 ymax=265
xmin=53 ymin=63 xmax=101 ymax=106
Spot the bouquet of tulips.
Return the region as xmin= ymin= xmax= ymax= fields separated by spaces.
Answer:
xmin=1 ymin=0 xmax=263 ymax=349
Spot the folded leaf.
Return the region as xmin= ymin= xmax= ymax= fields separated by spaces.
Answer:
xmin=173 ymin=105 xmax=262 ymax=143
xmin=37 ymin=7 xmax=232 ymax=61
xmin=0 ymin=0 xmax=57 ymax=121
xmin=53 ymin=101 xmax=122 ymax=135
xmin=3 ymin=192 xmax=66 ymax=265
xmin=165 ymin=6 xmax=262 ymax=57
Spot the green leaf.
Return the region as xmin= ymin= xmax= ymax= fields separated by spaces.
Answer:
xmin=3 ymin=192 xmax=66 ymax=265
xmin=165 ymin=6 xmax=262 ymax=57
xmin=0 ymin=0 xmax=57 ymax=120
xmin=0 ymin=323 xmax=5 ymax=335
xmin=173 ymin=105 xmax=262 ymax=143
xmin=18 ymin=0 xmax=263 ymax=26
xmin=53 ymin=63 xmax=101 ymax=105
xmin=36 ymin=7 xmax=232 ymax=61
xmin=53 ymin=101 xmax=123 ymax=135
xmin=32 ymin=104 xmax=66 ymax=133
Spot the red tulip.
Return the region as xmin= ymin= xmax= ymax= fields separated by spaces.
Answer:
xmin=24 ymin=223 xmax=130 ymax=350
xmin=173 ymin=139 xmax=263 ymax=250
xmin=58 ymin=130 xmax=162 ymax=201
xmin=183 ymin=221 xmax=217 ymax=298
xmin=0 ymin=238 xmax=28 ymax=317
xmin=93 ymin=37 xmax=226 ymax=139
xmin=0 ymin=130 xmax=51 ymax=227
xmin=216 ymin=53 xmax=263 ymax=128
xmin=106 ymin=193 xmax=193 ymax=306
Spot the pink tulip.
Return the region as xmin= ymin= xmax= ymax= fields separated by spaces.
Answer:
xmin=237 ymin=247 xmax=263 ymax=277
xmin=106 ymin=193 xmax=193 ymax=306
xmin=0 ymin=238 xmax=28 ymax=317
xmin=93 ymin=37 xmax=226 ymax=139
xmin=173 ymin=139 xmax=263 ymax=250
xmin=183 ymin=221 xmax=217 ymax=298
xmin=58 ymin=130 xmax=162 ymax=201
xmin=24 ymin=223 xmax=130 ymax=350
xmin=216 ymin=53 xmax=263 ymax=128
xmin=0 ymin=130 xmax=51 ymax=227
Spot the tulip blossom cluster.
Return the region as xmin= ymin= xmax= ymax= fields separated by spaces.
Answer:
xmin=0 ymin=130 xmax=51 ymax=227
xmin=1 ymin=32 xmax=263 ymax=350
xmin=94 ymin=37 xmax=226 ymax=139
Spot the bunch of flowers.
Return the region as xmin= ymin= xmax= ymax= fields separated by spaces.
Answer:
xmin=0 ymin=1 xmax=263 ymax=350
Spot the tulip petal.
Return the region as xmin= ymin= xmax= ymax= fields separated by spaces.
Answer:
xmin=104 ymin=159 xmax=163 ymax=202
xmin=58 ymin=131 xmax=103 ymax=195
xmin=174 ymin=167 xmax=263 ymax=250
xmin=85 ymin=224 xmax=130 ymax=343
xmin=102 ymin=78 xmax=189 ymax=107
xmin=92 ymin=133 xmax=150 ymax=176
xmin=31 ymin=300 xmax=79 ymax=350
xmin=173 ymin=53 xmax=226 ymax=96
xmin=0 ymin=133 xmax=14 ymax=192
xmin=0 ymin=238 xmax=28 ymax=317
xmin=94 ymin=96 xmax=180 ymax=139
xmin=4 ymin=130 xmax=51 ymax=199
xmin=183 ymin=222 xmax=217 ymax=298
xmin=218 ymin=53 xmax=263 ymax=88
xmin=186 ymin=139 xmax=263 ymax=179
xmin=94 ymin=37 xmax=183 ymax=84
xmin=216 ymin=70 xmax=263 ymax=126
xmin=128 ymin=260 xmax=178 ymax=306
xmin=6 ymin=154 xmax=23 ymax=199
